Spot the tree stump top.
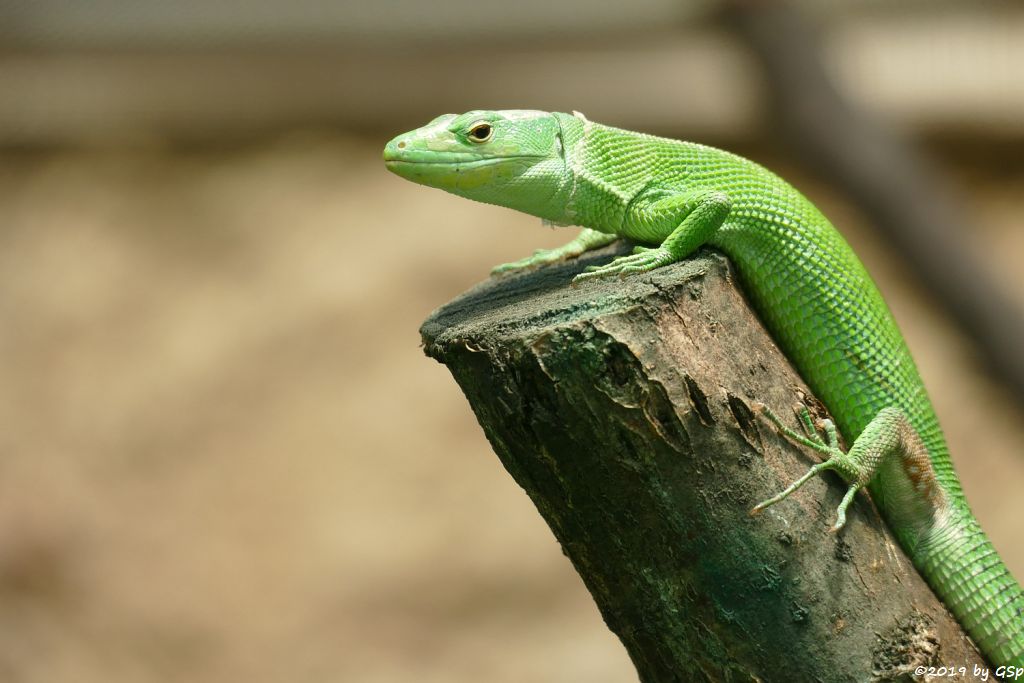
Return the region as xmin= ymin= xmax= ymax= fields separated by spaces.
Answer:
xmin=421 ymin=245 xmax=985 ymax=681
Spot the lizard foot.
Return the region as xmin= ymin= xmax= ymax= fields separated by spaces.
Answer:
xmin=749 ymin=402 xmax=863 ymax=533
xmin=492 ymin=247 xmax=575 ymax=275
xmin=493 ymin=228 xmax=620 ymax=276
xmin=572 ymin=246 xmax=674 ymax=283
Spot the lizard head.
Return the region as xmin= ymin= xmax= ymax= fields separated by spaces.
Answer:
xmin=383 ymin=110 xmax=570 ymax=214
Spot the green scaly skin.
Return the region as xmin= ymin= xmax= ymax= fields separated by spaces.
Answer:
xmin=384 ymin=110 xmax=1024 ymax=666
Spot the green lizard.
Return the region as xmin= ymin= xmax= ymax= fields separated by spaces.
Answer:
xmin=383 ymin=109 xmax=1024 ymax=667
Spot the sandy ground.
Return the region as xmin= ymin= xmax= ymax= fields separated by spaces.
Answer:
xmin=0 ymin=134 xmax=1020 ymax=682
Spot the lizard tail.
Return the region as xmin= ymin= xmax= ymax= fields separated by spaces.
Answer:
xmin=916 ymin=509 xmax=1024 ymax=666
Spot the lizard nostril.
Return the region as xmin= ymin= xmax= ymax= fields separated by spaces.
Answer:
xmin=397 ymin=141 xmax=406 ymax=149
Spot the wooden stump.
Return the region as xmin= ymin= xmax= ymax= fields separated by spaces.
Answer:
xmin=420 ymin=244 xmax=985 ymax=681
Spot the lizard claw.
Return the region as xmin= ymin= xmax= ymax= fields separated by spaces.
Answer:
xmin=571 ymin=247 xmax=676 ymax=283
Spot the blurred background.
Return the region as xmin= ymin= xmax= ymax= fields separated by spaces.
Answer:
xmin=1 ymin=1 xmax=1022 ymax=681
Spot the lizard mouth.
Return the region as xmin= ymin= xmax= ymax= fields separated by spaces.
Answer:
xmin=384 ymin=155 xmax=542 ymax=168
xmin=383 ymin=154 xmax=544 ymax=185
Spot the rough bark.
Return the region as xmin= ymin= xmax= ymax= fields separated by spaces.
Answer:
xmin=420 ymin=244 xmax=986 ymax=682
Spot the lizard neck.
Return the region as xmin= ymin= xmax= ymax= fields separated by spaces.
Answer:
xmin=554 ymin=113 xmax=664 ymax=236
xmin=502 ymin=156 xmax=575 ymax=224
xmin=460 ymin=157 xmax=574 ymax=225
xmin=460 ymin=113 xmax=581 ymax=224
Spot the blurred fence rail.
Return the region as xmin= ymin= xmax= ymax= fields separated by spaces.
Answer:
xmin=0 ymin=4 xmax=1022 ymax=146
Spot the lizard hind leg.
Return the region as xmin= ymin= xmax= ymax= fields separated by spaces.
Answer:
xmin=750 ymin=404 xmax=945 ymax=533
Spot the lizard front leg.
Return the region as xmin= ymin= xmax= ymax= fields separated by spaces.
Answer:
xmin=492 ymin=228 xmax=618 ymax=275
xmin=573 ymin=190 xmax=731 ymax=283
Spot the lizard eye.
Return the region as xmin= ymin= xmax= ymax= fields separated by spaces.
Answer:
xmin=467 ymin=122 xmax=493 ymax=143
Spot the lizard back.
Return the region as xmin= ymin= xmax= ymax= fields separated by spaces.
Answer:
xmin=563 ymin=117 xmax=1023 ymax=664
